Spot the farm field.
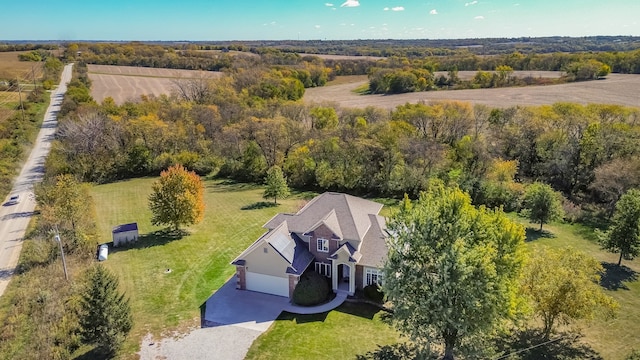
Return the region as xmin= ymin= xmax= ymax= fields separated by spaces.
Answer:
xmin=297 ymin=53 xmax=385 ymax=61
xmin=87 ymin=65 xmax=222 ymax=104
xmin=305 ymin=72 xmax=640 ymax=109
xmin=0 ymin=51 xmax=38 ymax=79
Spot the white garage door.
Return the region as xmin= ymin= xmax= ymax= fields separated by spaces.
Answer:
xmin=245 ymin=272 xmax=289 ymax=297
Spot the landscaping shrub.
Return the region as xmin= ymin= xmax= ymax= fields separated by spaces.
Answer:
xmin=292 ymin=270 xmax=330 ymax=306
xmin=363 ymin=284 xmax=384 ymax=303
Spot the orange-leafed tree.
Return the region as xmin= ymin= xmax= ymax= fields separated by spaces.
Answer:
xmin=148 ymin=164 xmax=205 ymax=230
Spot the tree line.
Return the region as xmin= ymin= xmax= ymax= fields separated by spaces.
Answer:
xmin=48 ymin=65 xmax=640 ymax=222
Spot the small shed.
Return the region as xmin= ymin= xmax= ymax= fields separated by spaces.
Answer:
xmin=112 ymin=223 xmax=139 ymax=247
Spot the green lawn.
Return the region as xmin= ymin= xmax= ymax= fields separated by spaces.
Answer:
xmin=509 ymin=215 xmax=640 ymax=360
xmin=91 ymin=178 xmax=312 ymax=354
xmin=91 ymin=179 xmax=640 ymax=359
xmin=245 ymin=302 xmax=400 ymax=360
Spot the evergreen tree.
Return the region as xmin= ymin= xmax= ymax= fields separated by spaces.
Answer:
xmin=78 ymin=265 xmax=132 ymax=356
xmin=263 ymin=165 xmax=290 ymax=204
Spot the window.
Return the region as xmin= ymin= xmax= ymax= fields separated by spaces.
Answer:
xmin=365 ymin=268 xmax=384 ymax=286
xmin=316 ymin=238 xmax=329 ymax=253
xmin=315 ymin=262 xmax=331 ymax=277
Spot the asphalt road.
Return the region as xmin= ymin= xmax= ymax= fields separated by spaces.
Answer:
xmin=0 ymin=63 xmax=74 ymax=297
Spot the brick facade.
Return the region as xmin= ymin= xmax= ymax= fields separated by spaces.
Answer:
xmin=355 ymin=265 xmax=364 ymax=290
xmin=235 ymin=265 xmax=246 ymax=290
xmin=306 ymin=224 xmax=340 ymax=263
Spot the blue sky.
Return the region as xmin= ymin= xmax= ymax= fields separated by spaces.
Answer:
xmin=2 ymin=0 xmax=639 ymax=41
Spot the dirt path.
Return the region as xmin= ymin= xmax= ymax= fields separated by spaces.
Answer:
xmin=304 ymin=73 xmax=640 ymax=109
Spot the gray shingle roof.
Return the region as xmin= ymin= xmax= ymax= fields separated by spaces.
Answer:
xmin=357 ymin=215 xmax=388 ymax=267
xmin=263 ymin=192 xmax=383 ymax=243
xmin=263 ymin=192 xmax=388 ymax=267
xmin=231 ymin=221 xmax=314 ymax=275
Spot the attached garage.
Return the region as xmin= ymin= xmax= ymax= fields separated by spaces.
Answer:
xmin=245 ymin=272 xmax=289 ymax=297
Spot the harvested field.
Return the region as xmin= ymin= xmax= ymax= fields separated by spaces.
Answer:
xmin=195 ymin=49 xmax=260 ymax=57
xmin=304 ymin=72 xmax=640 ymax=109
xmin=87 ymin=65 xmax=222 ymax=104
xmin=297 ymin=53 xmax=385 ymax=61
xmin=0 ymin=52 xmax=37 ymax=79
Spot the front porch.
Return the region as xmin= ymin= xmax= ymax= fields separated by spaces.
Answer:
xmin=332 ymin=262 xmax=355 ymax=295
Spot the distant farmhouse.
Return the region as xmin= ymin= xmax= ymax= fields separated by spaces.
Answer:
xmin=232 ymin=192 xmax=387 ymax=298
xmin=112 ymin=223 xmax=139 ymax=247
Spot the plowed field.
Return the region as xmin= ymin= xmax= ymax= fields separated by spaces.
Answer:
xmin=88 ymin=65 xmax=222 ymax=104
xmin=305 ymin=72 xmax=640 ymax=108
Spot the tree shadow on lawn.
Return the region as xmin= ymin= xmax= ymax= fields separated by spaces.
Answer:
xmin=525 ymin=227 xmax=556 ymax=242
xmin=207 ymin=179 xmax=262 ymax=192
xmin=241 ymin=201 xmax=278 ymax=210
xmin=277 ymin=310 xmax=329 ymax=324
xmin=494 ymin=329 xmax=602 ymax=360
xmin=335 ymin=302 xmax=383 ymax=320
xmin=109 ymin=228 xmax=188 ymax=254
xmin=74 ymin=347 xmax=112 ymax=360
xmin=600 ymin=262 xmax=638 ymax=290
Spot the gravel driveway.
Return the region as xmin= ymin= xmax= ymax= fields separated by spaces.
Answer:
xmin=138 ymin=279 xmax=289 ymax=360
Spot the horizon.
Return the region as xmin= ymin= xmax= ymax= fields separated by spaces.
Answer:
xmin=2 ymin=0 xmax=639 ymax=42
xmin=3 ymin=35 xmax=640 ymax=43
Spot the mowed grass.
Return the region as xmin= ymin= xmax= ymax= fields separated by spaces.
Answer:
xmin=509 ymin=215 xmax=640 ymax=359
xmin=245 ymin=303 xmax=400 ymax=360
xmin=90 ymin=178 xmax=310 ymax=353
xmin=91 ymin=178 xmax=640 ymax=359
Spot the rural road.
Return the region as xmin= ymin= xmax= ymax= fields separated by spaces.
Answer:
xmin=0 ymin=63 xmax=74 ymax=297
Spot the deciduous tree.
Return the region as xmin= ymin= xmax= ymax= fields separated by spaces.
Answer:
xmin=521 ymin=182 xmax=565 ymax=231
xmin=263 ymin=165 xmax=290 ymax=204
xmin=78 ymin=265 xmax=133 ymax=356
xmin=598 ymin=189 xmax=640 ymax=266
xmin=521 ymin=248 xmax=617 ymax=339
xmin=383 ymin=185 xmax=526 ymax=359
xmin=148 ymin=164 xmax=205 ymax=230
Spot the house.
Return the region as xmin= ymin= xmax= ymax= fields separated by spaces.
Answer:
xmin=231 ymin=192 xmax=387 ymax=298
xmin=112 ymin=223 xmax=139 ymax=247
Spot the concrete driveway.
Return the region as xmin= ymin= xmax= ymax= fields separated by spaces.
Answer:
xmin=139 ymin=279 xmax=289 ymax=360
xmin=203 ymin=278 xmax=290 ymax=331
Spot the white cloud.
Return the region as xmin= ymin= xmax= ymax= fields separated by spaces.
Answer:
xmin=465 ymin=1 xmax=478 ymax=6
xmin=325 ymin=2 xmax=334 ymax=6
xmin=474 ymin=15 xmax=484 ymax=20
xmin=383 ymin=7 xmax=389 ymax=11
xmin=315 ymin=25 xmax=321 ymax=28
xmin=340 ymin=0 xmax=360 ymax=7
xmin=430 ymin=9 xmax=438 ymax=15
xmin=392 ymin=6 xmax=404 ymax=11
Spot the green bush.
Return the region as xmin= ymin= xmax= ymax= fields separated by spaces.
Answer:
xmin=363 ymin=284 xmax=384 ymax=303
xmin=292 ymin=270 xmax=331 ymax=306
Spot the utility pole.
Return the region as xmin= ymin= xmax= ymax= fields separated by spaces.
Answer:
xmin=16 ymin=80 xmax=25 ymax=123
xmin=31 ymin=65 xmax=37 ymax=89
xmin=54 ymin=227 xmax=69 ymax=281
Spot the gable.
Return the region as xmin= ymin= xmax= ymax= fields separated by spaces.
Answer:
xmin=264 ymin=192 xmax=383 ymax=243
xmin=242 ymin=240 xmax=291 ymax=278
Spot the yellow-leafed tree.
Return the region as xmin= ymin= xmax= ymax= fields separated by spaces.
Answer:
xmin=149 ymin=164 xmax=205 ymax=230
